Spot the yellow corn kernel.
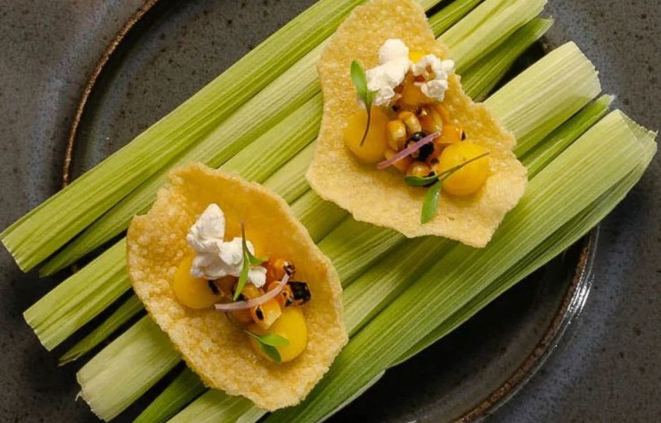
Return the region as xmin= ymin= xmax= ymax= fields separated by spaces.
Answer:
xmin=386 ymin=120 xmax=408 ymax=151
xmin=438 ymin=124 xmax=464 ymax=145
xmin=406 ymin=162 xmax=432 ymax=178
xmin=398 ymin=111 xmax=422 ymax=134
xmin=344 ymin=107 xmax=389 ymax=163
xmin=419 ymin=107 xmax=444 ymax=134
xmin=400 ymin=80 xmax=430 ymax=107
xmin=251 ymin=298 xmax=282 ymax=330
xmin=172 ymin=255 xmax=223 ymax=310
xmin=436 ymin=142 xmax=490 ymax=196
xmin=384 ymin=149 xmax=413 ymax=173
xmin=249 ymin=308 xmax=308 ymax=363
xmin=267 ymin=281 xmax=294 ymax=308
xmin=266 ymin=258 xmax=295 ymax=283
xmin=433 ymin=103 xmax=452 ymax=123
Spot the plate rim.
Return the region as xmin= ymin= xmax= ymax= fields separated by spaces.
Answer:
xmin=59 ymin=1 xmax=597 ymax=421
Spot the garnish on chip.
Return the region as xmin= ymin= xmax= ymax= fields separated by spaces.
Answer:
xmin=306 ymin=0 xmax=528 ymax=247
xmin=127 ymin=163 xmax=347 ymax=411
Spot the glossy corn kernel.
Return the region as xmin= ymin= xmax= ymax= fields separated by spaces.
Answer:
xmin=172 ymin=255 xmax=223 ymax=310
xmin=433 ymin=103 xmax=452 ymax=123
xmin=268 ymin=281 xmax=295 ymax=308
xmin=419 ymin=107 xmax=444 ymax=134
xmin=384 ymin=149 xmax=413 ymax=173
xmin=251 ymin=298 xmax=282 ymax=330
xmin=249 ymin=307 xmax=308 ymax=363
xmin=407 ymin=162 xmax=432 ymax=178
xmin=398 ymin=111 xmax=422 ymax=134
xmin=438 ymin=124 xmax=464 ymax=145
xmin=288 ymin=281 xmax=312 ymax=306
xmin=400 ymin=80 xmax=431 ymax=108
xmin=386 ymin=120 xmax=408 ymax=151
xmin=266 ymin=258 xmax=295 ymax=283
xmin=436 ymin=142 xmax=490 ymax=196
xmin=344 ymin=107 xmax=389 ymax=163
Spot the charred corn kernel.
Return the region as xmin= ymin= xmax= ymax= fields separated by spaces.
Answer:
xmin=436 ymin=142 xmax=490 ymax=196
xmin=438 ymin=124 xmax=464 ymax=145
xmin=433 ymin=103 xmax=452 ymax=123
xmin=172 ymin=255 xmax=223 ymax=310
xmin=249 ymin=308 xmax=308 ymax=363
xmin=288 ymin=281 xmax=312 ymax=306
xmin=419 ymin=107 xmax=444 ymax=134
xmin=268 ymin=281 xmax=295 ymax=308
xmin=407 ymin=162 xmax=432 ymax=178
xmin=406 ymin=132 xmax=434 ymax=161
xmin=266 ymin=259 xmax=295 ymax=283
xmin=251 ymin=298 xmax=282 ymax=330
xmin=398 ymin=111 xmax=422 ymax=133
xmin=344 ymin=107 xmax=389 ymax=163
xmin=384 ymin=149 xmax=413 ymax=173
xmin=386 ymin=120 xmax=407 ymax=151
xmin=400 ymin=81 xmax=430 ymax=107
xmin=409 ymin=50 xmax=426 ymax=64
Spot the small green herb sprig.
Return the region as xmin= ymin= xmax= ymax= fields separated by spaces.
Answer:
xmin=245 ymin=331 xmax=290 ymax=363
xmin=350 ymin=61 xmax=378 ymax=146
xmin=406 ymin=152 xmax=490 ymax=224
xmin=233 ymin=223 xmax=268 ymax=301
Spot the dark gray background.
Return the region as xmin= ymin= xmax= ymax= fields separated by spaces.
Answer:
xmin=1 ymin=0 xmax=659 ymax=422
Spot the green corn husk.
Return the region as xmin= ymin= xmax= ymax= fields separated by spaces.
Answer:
xmin=59 ymin=295 xmax=143 ymax=365
xmin=263 ymin=144 xmax=317 ymax=204
xmin=429 ymin=0 xmax=483 ymax=35
xmin=265 ymin=111 xmax=650 ymax=423
xmin=523 ymin=95 xmax=615 ymax=177
xmin=441 ymin=0 xmax=545 ymax=73
xmin=25 ymin=95 xmax=320 ymax=351
xmin=42 ymin=0 xmax=448 ymax=277
xmin=184 ymin=98 xmax=620 ymax=423
xmin=279 ymin=40 xmax=600 ymax=287
xmin=41 ymin=64 xmax=324 ymax=276
xmin=488 ymin=42 xmax=601 ymax=156
xmin=42 ymin=0 xmax=525 ymax=275
xmin=26 ymin=0 xmax=505 ymax=353
xmin=167 ymin=391 xmax=258 ymax=423
xmin=24 ymin=240 xmax=128 ymax=350
xmin=344 ymin=94 xmax=613 ymax=337
xmin=398 ymin=122 xmax=656 ymax=364
xmin=77 ymin=39 xmax=600 ymax=422
xmin=462 ymin=18 xmax=554 ymax=102
xmin=134 ymin=368 xmax=205 ymax=423
xmin=78 ymin=317 xmax=180 ymax=420
xmin=2 ymin=0 xmax=390 ymax=273
xmin=73 ymin=5 xmax=556 ymax=418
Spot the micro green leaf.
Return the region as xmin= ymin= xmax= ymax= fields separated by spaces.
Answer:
xmin=421 ymin=181 xmax=443 ymax=224
xmin=419 ymin=152 xmax=491 ymax=223
xmin=245 ymin=331 xmax=290 ymax=363
xmin=404 ymin=174 xmax=440 ymax=187
xmin=350 ymin=60 xmax=378 ymax=146
xmin=234 ymin=223 xmax=268 ymax=300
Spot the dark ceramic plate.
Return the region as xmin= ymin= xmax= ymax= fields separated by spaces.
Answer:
xmin=62 ymin=1 xmax=594 ymax=421
xmin=1 ymin=0 xmax=659 ymax=422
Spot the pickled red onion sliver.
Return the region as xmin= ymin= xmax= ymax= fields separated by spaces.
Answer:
xmin=377 ymin=132 xmax=440 ymax=170
xmin=214 ymin=274 xmax=290 ymax=311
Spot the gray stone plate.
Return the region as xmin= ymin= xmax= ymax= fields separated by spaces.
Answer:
xmin=0 ymin=0 xmax=659 ymax=422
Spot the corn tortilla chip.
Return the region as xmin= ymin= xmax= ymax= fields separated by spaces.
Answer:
xmin=127 ymin=163 xmax=347 ymax=411
xmin=307 ymin=0 xmax=528 ymax=248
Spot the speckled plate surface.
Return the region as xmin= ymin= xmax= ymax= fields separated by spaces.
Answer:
xmin=0 ymin=0 xmax=659 ymax=422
